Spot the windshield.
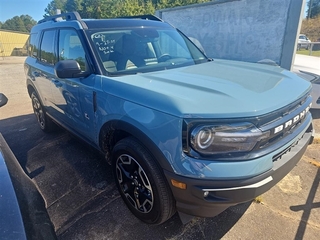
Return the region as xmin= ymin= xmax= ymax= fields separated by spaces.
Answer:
xmin=86 ymin=27 xmax=208 ymax=75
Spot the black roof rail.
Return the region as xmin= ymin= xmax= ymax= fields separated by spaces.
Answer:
xmin=119 ymin=15 xmax=163 ymax=22
xmin=38 ymin=12 xmax=82 ymax=24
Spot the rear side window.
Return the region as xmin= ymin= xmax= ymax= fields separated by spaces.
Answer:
xmin=40 ymin=30 xmax=56 ymax=65
xmin=28 ymin=33 xmax=39 ymax=58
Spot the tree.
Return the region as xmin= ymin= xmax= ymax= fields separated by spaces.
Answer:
xmin=153 ymin=0 xmax=209 ymax=9
xmin=80 ymin=0 xmax=108 ymax=18
xmin=66 ymin=0 xmax=83 ymax=12
xmin=44 ymin=0 xmax=67 ymax=17
xmin=44 ymin=0 xmax=211 ymax=18
xmin=0 ymin=15 xmax=36 ymax=33
xmin=307 ymin=0 xmax=320 ymax=19
xmin=20 ymin=15 xmax=37 ymax=32
xmin=112 ymin=0 xmax=155 ymax=17
xmin=301 ymin=15 xmax=320 ymax=41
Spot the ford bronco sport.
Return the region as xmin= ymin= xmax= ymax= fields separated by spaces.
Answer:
xmin=25 ymin=12 xmax=314 ymax=224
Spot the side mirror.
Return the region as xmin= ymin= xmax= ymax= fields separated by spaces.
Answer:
xmin=0 ymin=93 xmax=8 ymax=107
xmin=54 ymin=60 xmax=88 ymax=78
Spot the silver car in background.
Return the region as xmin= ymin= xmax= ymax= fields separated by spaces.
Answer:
xmin=297 ymin=34 xmax=311 ymax=50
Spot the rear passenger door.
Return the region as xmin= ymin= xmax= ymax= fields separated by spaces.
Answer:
xmin=34 ymin=30 xmax=57 ymax=112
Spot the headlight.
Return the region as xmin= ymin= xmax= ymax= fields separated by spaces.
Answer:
xmin=190 ymin=122 xmax=270 ymax=155
xmin=195 ymin=127 xmax=215 ymax=149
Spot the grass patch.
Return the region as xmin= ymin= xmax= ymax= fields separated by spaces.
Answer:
xmin=296 ymin=49 xmax=320 ymax=57
xmin=313 ymin=138 xmax=320 ymax=144
xmin=253 ymin=196 xmax=263 ymax=204
xmin=308 ymin=159 xmax=320 ymax=168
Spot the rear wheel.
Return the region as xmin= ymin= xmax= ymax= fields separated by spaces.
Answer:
xmin=112 ymin=137 xmax=176 ymax=224
xmin=297 ymin=44 xmax=301 ymax=51
xmin=31 ymin=92 xmax=55 ymax=132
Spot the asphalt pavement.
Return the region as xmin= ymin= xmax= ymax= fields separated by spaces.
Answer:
xmin=0 ymin=55 xmax=319 ymax=240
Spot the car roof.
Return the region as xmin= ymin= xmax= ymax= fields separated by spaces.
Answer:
xmin=83 ymin=18 xmax=172 ymax=29
xmin=32 ymin=12 xmax=173 ymax=33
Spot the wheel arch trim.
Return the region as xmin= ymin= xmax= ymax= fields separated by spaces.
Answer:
xmin=99 ymin=120 xmax=174 ymax=172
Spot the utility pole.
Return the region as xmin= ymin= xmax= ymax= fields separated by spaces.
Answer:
xmin=308 ymin=0 xmax=313 ymax=19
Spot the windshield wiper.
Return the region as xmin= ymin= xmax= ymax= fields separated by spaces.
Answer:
xmin=108 ymin=71 xmax=138 ymax=77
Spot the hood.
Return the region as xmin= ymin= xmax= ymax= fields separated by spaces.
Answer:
xmin=102 ymin=59 xmax=311 ymax=118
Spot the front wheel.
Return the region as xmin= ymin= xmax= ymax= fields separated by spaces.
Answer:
xmin=112 ymin=137 xmax=176 ymax=224
xmin=31 ymin=92 xmax=55 ymax=132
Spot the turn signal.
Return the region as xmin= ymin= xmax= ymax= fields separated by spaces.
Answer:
xmin=171 ymin=179 xmax=187 ymax=190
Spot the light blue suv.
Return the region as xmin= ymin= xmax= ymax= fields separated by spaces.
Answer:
xmin=25 ymin=12 xmax=314 ymax=224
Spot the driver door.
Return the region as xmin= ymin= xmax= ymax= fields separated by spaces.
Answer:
xmin=50 ymin=28 xmax=96 ymax=141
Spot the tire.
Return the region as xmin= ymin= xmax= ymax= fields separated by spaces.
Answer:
xmin=31 ymin=92 xmax=55 ymax=132
xmin=112 ymin=137 xmax=176 ymax=224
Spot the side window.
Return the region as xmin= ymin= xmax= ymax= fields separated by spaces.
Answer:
xmin=28 ymin=33 xmax=39 ymax=58
xmin=40 ymin=30 xmax=56 ymax=65
xmin=58 ymin=29 xmax=86 ymax=71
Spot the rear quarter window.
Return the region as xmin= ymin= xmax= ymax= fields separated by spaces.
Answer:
xmin=28 ymin=33 xmax=39 ymax=58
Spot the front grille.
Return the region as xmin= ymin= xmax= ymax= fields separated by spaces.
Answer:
xmin=272 ymin=140 xmax=297 ymax=162
xmin=255 ymin=94 xmax=312 ymax=151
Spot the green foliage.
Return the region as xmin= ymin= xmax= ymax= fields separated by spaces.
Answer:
xmin=307 ymin=0 xmax=320 ymax=19
xmin=0 ymin=15 xmax=36 ymax=33
xmin=44 ymin=0 xmax=67 ymax=17
xmin=44 ymin=0 xmax=211 ymax=18
xmin=155 ymin=0 xmax=210 ymax=9
xmin=112 ymin=0 xmax=156 ymax=17
xmin=20 ymin=15 xmax=37 ymax=32
xmin=296 ymin=49 xmax=320 ymax=57
xmin=66 ymin=0 xmax=83 ymax=12
xmin=80 ymin=0 xmax=111 ymax=18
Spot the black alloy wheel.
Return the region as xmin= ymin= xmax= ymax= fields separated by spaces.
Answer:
xmin=116 ymin=154 xmax=154 ymax=213
xmin=112 ymin=137 xmax=176 ymax=224
xmin=31 ymin=92 xmax=55 ymax=132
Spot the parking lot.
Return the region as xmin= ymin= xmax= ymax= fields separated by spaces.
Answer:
xmin=0 ymin=56 xmax=319 ymax=239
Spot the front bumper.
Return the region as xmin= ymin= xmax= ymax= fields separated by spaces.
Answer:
xmin=164 ymin=124 xmax=313 ymax=218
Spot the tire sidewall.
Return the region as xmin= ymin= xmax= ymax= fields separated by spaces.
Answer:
xmin=31 ymin=91 xmax=57 ymax=132
xmin=31 ymin=92 xmax=46 ymax=131
xmin=112 ymin=138 xmax=168 ymax=224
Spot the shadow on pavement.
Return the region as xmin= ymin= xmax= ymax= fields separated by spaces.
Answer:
xmin=0 ymin=113 xmax=252 ymax=239
xmin=0 ymin=114 xmax=60 ymax=169
xmin=290 ymin=168 xmax=320 ymax=239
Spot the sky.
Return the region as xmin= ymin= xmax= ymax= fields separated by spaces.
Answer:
xmin=0 ymin=0 xmax=309 ymax=23
xmin=0 ymin=0 xmax=52 ymax=22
